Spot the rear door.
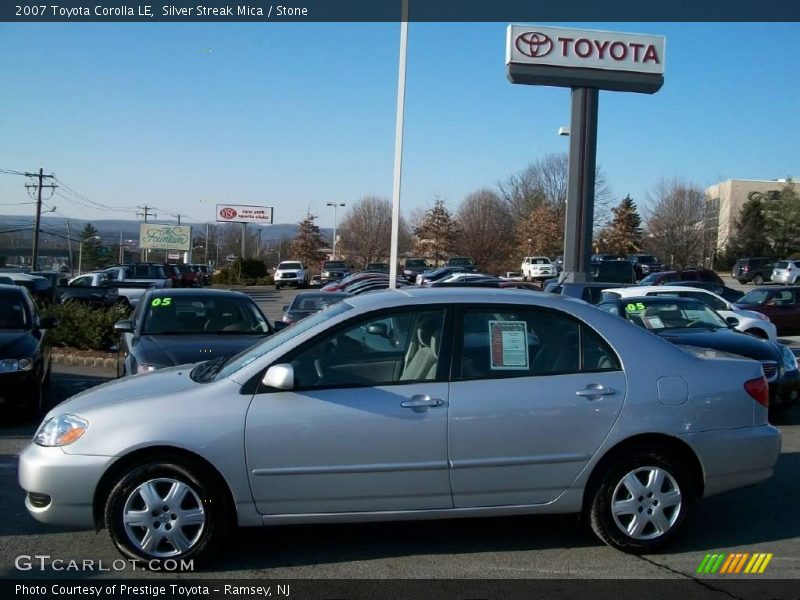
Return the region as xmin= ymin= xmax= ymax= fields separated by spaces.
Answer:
xmin=448 ymin=304 xmax=625 ymax=507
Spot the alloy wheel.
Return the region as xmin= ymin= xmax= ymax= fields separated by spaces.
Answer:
xmin=610 ymin=466 xmax=682 ymax=540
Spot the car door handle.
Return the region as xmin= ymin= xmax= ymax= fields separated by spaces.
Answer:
xmin=401 ymin=395 xmax=445 ymax=409
xmin=576 ymin=385 xmax=616 ymax=398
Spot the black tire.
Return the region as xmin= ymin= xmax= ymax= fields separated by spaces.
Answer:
xmin=738 ymin=279 xmax=747 ymax=285
xmin=753 ymin=274 xmax=764 ymax=285
xmin=104 ymin=458 xmax=230 ymax=563
xmin=275 ymin=284 xmax=281 ymax=291
xmin=586 ymin=448 xmax=694 ymax=553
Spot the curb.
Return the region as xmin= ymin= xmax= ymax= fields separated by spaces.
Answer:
xmin=52 ymin=352 xmax=116 ymax=369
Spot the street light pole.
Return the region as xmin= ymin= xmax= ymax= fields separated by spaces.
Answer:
xmin=326 ymin=202 xmax=346 ymax=258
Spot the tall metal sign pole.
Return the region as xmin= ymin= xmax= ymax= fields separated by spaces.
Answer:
xmin=506 ymin=25 xmax=665 ymax=282
xmin=388 ymin=0 xmax=409 ymax=290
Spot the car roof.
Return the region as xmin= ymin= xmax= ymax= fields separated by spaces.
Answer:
xmin=146 ymin=288 xmax=251 ymax=299
xmin=602 ymin=285 xmax=718 ymax=296
xmin=606 ymin=295 xmax=702 ymax=305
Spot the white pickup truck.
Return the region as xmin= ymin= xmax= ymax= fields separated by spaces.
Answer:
xmin=521 ymin=256 xmax=556 ymax=281
xmin=274 ymin=261 xmax=310 ymax=290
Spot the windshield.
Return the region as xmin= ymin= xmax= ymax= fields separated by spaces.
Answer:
xmin=323 ymin=261 xmax=347 ymax=269
xmin=737 ymin=290 xmax=770 ymax=306
xmin=531 ymin=258 xmax=551 ymax=264
xmin=0 ymin=292 xmax=29 ymax=329
xmin=279 ymin=262 xmax=302 ymax=270
xmin=637 ymin=255 xmax=656 ymax=264
xmin=775 ymin=261 xmax=789 ymax=269
xmin=405 ymin=259 xmax=426 ymax=268
xmin=210 ymin=300 xmax=354 ymax=381
xmin=638 ymin=273 xmax=662 ymax=285
xmin=622 ymin=300 xmax=727 ymax=330
xmin=448 ymin=258 xmax=473 ymax=265
xmin=141 ymin=295 xmax=270 ymax=334
xmin=289 ymin=293 xmax=348 ymax=312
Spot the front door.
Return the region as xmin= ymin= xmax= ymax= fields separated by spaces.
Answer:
xmin=245 ymin=307 xmax=453 ymax=515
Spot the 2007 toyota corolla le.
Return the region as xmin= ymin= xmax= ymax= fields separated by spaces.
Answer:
xmin=19 ymin=288 xmax=781 ymax=562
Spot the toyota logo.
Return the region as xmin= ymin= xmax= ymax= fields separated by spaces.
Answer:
xmin=219 ymin=207 xmax=237 ymax=219
xmin=515 ymin=32 xmax=553 ymax=58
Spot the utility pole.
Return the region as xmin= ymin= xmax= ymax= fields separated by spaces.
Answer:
xmin=257 ymin=228 xmax=262 ymax=259
xmin=66 ymin=219 xmax=74 ymax=276
xmin=204 ymin=223 xmax=210 ymax=265
xmin=25 ymin=168 xmax=56 ymax=270
xmin=137 ymin=205 xmax=156 ymax=261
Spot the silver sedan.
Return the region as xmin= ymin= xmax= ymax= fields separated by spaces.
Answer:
xmin=19 ymin=288 xmax=781 ymax=562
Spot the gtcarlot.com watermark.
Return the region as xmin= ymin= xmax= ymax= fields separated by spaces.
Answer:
xmin=14 ymin=554 xmax=194 ymax=572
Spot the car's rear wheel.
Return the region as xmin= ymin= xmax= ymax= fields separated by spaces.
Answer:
xmin=105 ymin=458 xmax=229 ymax=563
xmin=753 ymin=274 xmax=764 ymax=285
xmin=587 ymin=449 xmax=694 ymax=553
xmin=275 ymin=283 xmax=281 ymax=290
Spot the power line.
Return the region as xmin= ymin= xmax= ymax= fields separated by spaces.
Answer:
xmin=0 ymin=168 xmax=28 ymax=176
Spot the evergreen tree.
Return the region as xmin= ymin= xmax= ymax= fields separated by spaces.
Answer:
xmin=80 ymin=223 xmax=104 ymax=270
xmin=730 ymin=196 xmax=770 ymax=257
xmin=412 ymin=198 xmax=458 ymax=264
xmin=290 ymin=214 xmax=324 ymax=268
xmin=605 ymin=195 xmax=642 ymax=255
xmin=763 ymin=180 xmax=800 ymax=257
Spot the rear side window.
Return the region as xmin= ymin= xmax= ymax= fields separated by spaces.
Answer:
xmin=776 ymin=261 xmax=789 ymax=269
xmin=458 ymin=307 xmax=620 ymax=380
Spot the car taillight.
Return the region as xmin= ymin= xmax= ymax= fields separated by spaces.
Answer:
xmin=744 ymin=377 xmax=769 ymax=407
xmin=743 ymin=266 xmax=749 ymax=272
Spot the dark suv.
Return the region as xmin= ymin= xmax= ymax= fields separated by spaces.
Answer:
xmin=732 ymin=257 xmax=776 ymax=285
xmin=628 ymin=254 xmax=664 ymax=280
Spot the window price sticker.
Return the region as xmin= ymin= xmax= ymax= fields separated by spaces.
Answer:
xmin=489 ymin=320 xmax=529 ymax=370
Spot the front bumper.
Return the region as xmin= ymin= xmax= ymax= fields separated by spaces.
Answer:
xmin=680 ymin=424 xmax=781 ymax=498
xmin=18 ymin=442 xmax=116 ymax=529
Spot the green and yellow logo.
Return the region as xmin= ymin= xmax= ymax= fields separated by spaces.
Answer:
xmin=697 ymin=552 xmax=773 ymax=574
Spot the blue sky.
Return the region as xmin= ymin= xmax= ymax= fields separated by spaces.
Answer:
xmin=0 ymin=22 xmax=798 ymax=229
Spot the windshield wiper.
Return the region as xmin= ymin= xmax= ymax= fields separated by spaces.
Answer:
xmin=190 ymin=354 xmax=232 ymax=383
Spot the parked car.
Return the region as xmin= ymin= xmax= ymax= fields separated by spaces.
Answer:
xmin=279 ymin=291 xmax=352 ymax=328
xmin=401 ymin=258 xmax=429 ymax=283
xmin=346 ymin=276 xmax=408 ymax=295
xmin=364 ymin=262 xmax=390 ymax=273
xmin=590 ymin=260 xmax=636 ymax=284
xmin=553 ymin=256 xmax=564 ymax=274
xmin=2 ymin=272 xmax=54 ymax=304
xmin=521 ymin=256 xmax=556 ymax=281
xmin=735 ymin=287 xmax=800 ymax=336
xmin=597 ymin=295 xmax=799 ymax=414
xmin=114 ymin=289 xmax=273 ymax=377
xmin=321 ymin=271 xmax=384 ymax=292
xmin=0 ymin=284 xmax=57 ymax=416
xmin=544 ymin=281 xmax=634 ymax=305
xmin=602 ymin=285 xmax=777 ymax=341
xmin=662 ymin=280 xmax=744 ymax=303
xmin=770 ymin=260 xmax=800 ymax=285
xmin=638 ymin=269 xmax=724 ymax=287
xmin=57 ymin=271 xmax=151 ymax=309
xmin=309 ymin=275 xmax=323 ymax=288
xmin=320 ymin=260 xmax=349 ymax=283
xmin=499 ymin=272 xmax=523 ymax=281
xmin=274 ymin=261 xmax=310 ymax=289
xmin=446 ymin=257 xmax=477 ymax=271
xmin=415 ymin=266 xmax=468 ymax=287
xmin=732 ymin=257 xmax=776 ymax=285
xmin=173 ymin=263 xmax=200 ymax=287
xmin=190 ymin=265 xmax=211 ymax=286
xmin=104 ymin=264 xmax=173 ymax=290
xmin=30 ymin=271 xmax=69 ymax=290
xmin=20 ymin=288 xmax=781 ymax=563
xmin=162 ymin=264 xmax=182 ymax=288
xmin=627 ymin=254 xmax=664 ymax=281
xmin=591 ymin=254 xmax=626 ymax=263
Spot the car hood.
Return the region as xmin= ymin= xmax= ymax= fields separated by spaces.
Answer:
xmin=47 ymin=365 xmax=198 ymax=417
xmin=0 ymin=330 xmax=36 ymax=357
xmin=656 ymin=328 xmax=779 ymax=361
xmin=734 ymin=308 xmax=771 ymax=321
xmin=132 ymin=334 xmax=266 ymax=367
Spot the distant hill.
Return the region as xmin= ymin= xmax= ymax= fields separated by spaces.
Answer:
xmin=0 ymin=215 xmax=331 ymax=244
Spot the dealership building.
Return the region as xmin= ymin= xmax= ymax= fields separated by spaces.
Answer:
xmin=706 ymin=178 xmax=799 ymax=251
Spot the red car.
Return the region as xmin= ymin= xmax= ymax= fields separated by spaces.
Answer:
xmin=735 ymin=286 xmax=800 ymax=336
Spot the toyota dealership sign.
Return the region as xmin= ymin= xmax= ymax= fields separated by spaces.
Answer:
xmin=215 ymin=204 xmax=274 ymax=224
xmin=506 ymin=25 xmax=665 ymax=93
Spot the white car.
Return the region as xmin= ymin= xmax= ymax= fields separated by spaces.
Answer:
xmin=273 ymin=261 xmax=309 ymax=290
xmin=602 ymin=286 xmax=778 ymax=341
xmin=770 ymin=260 xmax=800 ymax=285
xmin=521 ymin=256 xmax=556 ymax=281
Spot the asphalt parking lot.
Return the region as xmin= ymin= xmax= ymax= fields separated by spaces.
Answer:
xmin=0 ymin=277 xmax=798 ymax=583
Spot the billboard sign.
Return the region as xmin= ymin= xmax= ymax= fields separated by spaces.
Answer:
xmin=506 ymin=25 xmax=665 ymax=93
xmin=139 ymin=224 xmax=192 ymax=251
xmin=216 ymin=204 xmax=274 ymax=224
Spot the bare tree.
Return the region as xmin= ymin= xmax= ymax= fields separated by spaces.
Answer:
xmin=454 ymin=189 xmax=514 ymax=273
xmin=497 ymin=152 xmax=614 ymax=231
xmin=644 ymin=179 xmax=706 ymax=269
xmin=338 ymin=196 xmax=409 ymax=268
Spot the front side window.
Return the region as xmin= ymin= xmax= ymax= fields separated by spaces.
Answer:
xmin=458 ymin=307 xmax=619 ymax=380
xmin=287 ymin=309 xmax=445 ymax=389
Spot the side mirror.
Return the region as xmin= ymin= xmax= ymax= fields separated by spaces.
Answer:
xmin=366 ymin=322 xmax=389 ymax=337
xmin=114 ymin=319 xmax=134 ymax=334
xmin=262 ymin=364 xmax=294 ymax=390
xmin=726 ymin=316 xmax=740 ymax=327
xmin=39 ymin=316 xmax=59 ymax=329
xmin=274 ymin=321 xmax=288 ymax=331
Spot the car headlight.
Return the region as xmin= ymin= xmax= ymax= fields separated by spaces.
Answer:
xmin=0 ymin=358 xmax=34 ymax=373
xmin=137 ymin=363 xmax=161 ymax=374
xmin=780 ymin=344 xmax=798 ymax=372
xmin=322 ymin=271 xmax=330 ymax=277
xmin=34 ymin=414 xmax=88 ymax=447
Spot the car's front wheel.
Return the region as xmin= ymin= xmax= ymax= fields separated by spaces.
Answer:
xmin=753 ymin=274 xmax=764 ymax=285
xmin=587 ymin=449 xmax=694 ymax=553
xmin=105 ymin=458 xmax=230 ymax=563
